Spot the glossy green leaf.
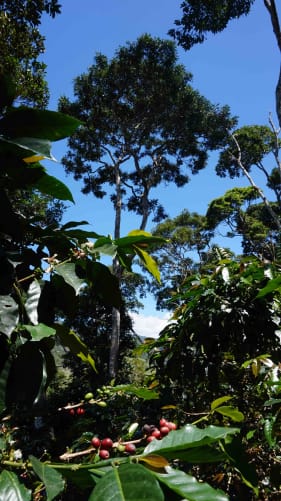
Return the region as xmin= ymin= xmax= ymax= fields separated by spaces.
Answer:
xmin=54 ymin=263 xmax=85 ymax=295
xmin=55 ymin=324 xmax=96 ymax=371
xmin=155 ymin=445 xmax=226 ymax=464
xmin=154 ymin=467 xmax=229 ymax=501
xmin=144 ymin=424 xmax=239 ymax=456
xmin=0 ymin=295 xmax=19 ymax=336
xmin=29 ymin=455 xmax=65 ymax=501
xmin=215 ymin=406 xmax=244 ymax=422
xmin=25 ymin=279 xmax=41 ymax=324
xmin=22 ymin=323 xmax=56 ymax=341
xmin=0 ymin=136 xmax=54 ymax=160
xmin=89 ymin=463 xmax=164 ymax=501
xmin=133 ymin=246 xmax=161 ymax=283
xmin=211 ymin=396 xmax=233 ymax=410
xmin=33 ymin=172 xmax=75 ymax=202
xmin=0 ymin=470 xmax=31 ymax=501
xmin=0 ymin=108 xmax=81 ymax=141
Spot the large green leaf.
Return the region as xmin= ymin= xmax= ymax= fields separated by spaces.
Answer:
xmin=89 ymin=463 xmax=164 ymax=501
xmin=0 ymin=108 xmax=81 ymax=141
xmin=29 ymin=455 xmax=65 ymax=501
xmin=154 ymin=467 xmax=229 ymax=501
xmin=85 ymin=262 xmax=122 ymax=308
xmin=144 ymin=424 xmax=239 ymax=456
xmin=54 ymin=262 xmax=85 ymax=295
xmin=0 ymin=136 xmax=54 ymax=160
xmin=0 ymin=295 xmax=19 ymax=336
xmin=25 ymin=279 xmax=41 ymax=324
xmin=22 ymin=323 xmax=56 ymax=342
xmin=0 ymin=470 xmax=31 ymax=501
xmin=153 ymin=445 xmax=226 ymax=464
xmin=55 ymin=324 xmax=96 ymax=371
xmin=33 ymin=172 xmax=74 ymax=202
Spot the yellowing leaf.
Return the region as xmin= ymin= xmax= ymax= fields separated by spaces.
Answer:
xmin=140 ymin=454 xmax=169 ymax=469
xmin=133 ymin=245 xmax=161 ymax=283
xmin=23 ymin=154 xmax=45 ymax=163
xmin=161 ymin=405 xmax=177 ymax=410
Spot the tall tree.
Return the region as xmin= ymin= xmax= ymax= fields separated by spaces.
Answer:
xmin=169 ymin=1 xmax=281 ymax=127
xmin=207 ymin=124 xmax=281 ymax=259
xmin=59 ymin=34 xmax=235 ymax=377
xmin=0 ymin=0 xmax=61 ymax=107
xmin=149 ymin=210 xmax=213 ymax=310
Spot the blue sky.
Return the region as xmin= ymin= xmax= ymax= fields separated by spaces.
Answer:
xmin=39 ymin=1 xmax=280 ymax=334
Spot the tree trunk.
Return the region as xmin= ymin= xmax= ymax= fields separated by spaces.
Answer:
xmin=263 ymin=0 xmax=281 ymax=125
xmin=109 ymin=162 xmax=122 ymax=379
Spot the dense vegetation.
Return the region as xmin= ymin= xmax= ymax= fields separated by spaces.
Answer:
xmin=1 ymin=1 xmax=281 ymax=500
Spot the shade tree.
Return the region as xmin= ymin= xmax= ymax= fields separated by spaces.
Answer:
xmin=207 ymin=124 xmax=281 ymax=259
xmin=58 ymin=33 xmax=236 ymax=376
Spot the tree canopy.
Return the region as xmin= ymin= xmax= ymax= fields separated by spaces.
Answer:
xmin=0 ymin=0 xmax=61 ymax=107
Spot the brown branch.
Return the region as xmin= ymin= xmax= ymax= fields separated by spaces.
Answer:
xmin=264 ymin=0 xmax=281 ymax=52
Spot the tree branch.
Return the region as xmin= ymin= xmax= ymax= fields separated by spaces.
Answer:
xmin=231 ymin=133 xmax=281 ymax=230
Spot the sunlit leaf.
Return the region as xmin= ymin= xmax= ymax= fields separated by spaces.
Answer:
xmin=0 ymin=295 xmax=19 ymax=337
xmin=214 ymin=406 xmax=244 ymax=422
xmin=144 ymin=424 xmax=239 ymax=456
xmin=25 ymin=279 xmax=41 ymax=324
xmin=211 ymin=396 xmax=233 ymax=410
xmin=54 ymin=263 xmax=85 ymax=295
xmin=139 ymin=454 xmax=169 ymax=469
xmin=154 ymin=467 xmax=229 ymax=501
xmin=22 ymin=323 xmax=56 ymax=341
xmin=133 ymin=246 xmax=160 ymax=283
xmin=0 ymin=470 xmax=31 ymax=501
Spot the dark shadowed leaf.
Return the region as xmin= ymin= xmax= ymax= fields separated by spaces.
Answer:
xmin=29 ymin=455 xmax=65 ymax=501
xmin=0 ymin=108 xmax=81 ymax=141
xmin=55 ymin=324 xmax=96 ymax=371
xmin=89 ymin=463 xmax=164 ymax=501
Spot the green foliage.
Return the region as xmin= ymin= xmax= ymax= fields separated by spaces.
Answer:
xmin=169 ymin=1 xmax=255 ymax=50
xmin=59 ymin=34 xmax=235 ymax=229
xmin=0 ymin=0 xmax=61 ymax=107
xmin=145 ymin=258 xmax=281 ymax=410
xmin=149 ymin=210 xmax=214 ymax=309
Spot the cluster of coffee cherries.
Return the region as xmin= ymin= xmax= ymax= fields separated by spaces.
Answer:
xmin=143 ymin=417 xmax=177 ymax=443
xmin=91 ymin=436 xmax=136 ymax=460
